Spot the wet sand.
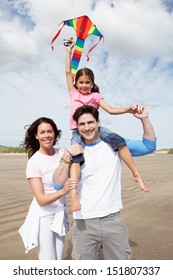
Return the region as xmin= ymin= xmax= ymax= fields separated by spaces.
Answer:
xmin=0 ymin=153 xmax=173 ymax=260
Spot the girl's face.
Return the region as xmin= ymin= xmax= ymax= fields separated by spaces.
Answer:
xmin=76 ymin=75 xmax=93 ymax=95
xmin=35 ymin=122 xmax=55 ymax=152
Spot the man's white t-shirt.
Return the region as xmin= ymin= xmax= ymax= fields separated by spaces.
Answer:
xmin=73 ymin=140 xmax=123 ymax=219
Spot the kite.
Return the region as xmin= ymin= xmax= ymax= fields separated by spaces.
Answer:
xmin=51 ymin=15 xmax=104 ymax=79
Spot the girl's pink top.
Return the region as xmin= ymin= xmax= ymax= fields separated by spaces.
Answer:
xmin=70 ymin=88 xmax=103 ymax=129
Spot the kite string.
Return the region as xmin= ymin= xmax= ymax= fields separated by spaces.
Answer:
xmin=51 ymin=22 xmax=65 ymax=50
xmin=86 ymin=36 xmax=104 ymax=61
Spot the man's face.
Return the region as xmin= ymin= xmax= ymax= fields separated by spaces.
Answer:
xmin=77 ymin=113 xmax=100 ymax=144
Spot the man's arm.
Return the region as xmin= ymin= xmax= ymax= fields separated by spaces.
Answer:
xmin=134 ymin=107 xmax=156 ymax=140
xmin=125 ymin=107 xmax=157 ymax=156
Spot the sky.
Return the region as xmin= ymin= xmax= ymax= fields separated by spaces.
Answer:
xmin=0 ymin=0 xmax=173 ymax=149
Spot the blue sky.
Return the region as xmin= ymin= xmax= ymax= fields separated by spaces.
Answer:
xmin=0 ymin=0 xmax=173 ymax=149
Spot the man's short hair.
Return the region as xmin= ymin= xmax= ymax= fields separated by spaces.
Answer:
xmin=73 ymin=105 xmax=99 ymax=124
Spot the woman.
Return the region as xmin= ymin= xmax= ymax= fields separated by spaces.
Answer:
xmin=18 ymin=117 xmax=83 ymax=259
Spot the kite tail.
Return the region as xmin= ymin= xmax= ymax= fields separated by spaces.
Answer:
xmin=86 ymin=35 xmax=104 ymax=61
xmin=51 ymin=21 xmax=65 ymax=50
xmin=71 ymin=38 xmax=85 ymax=79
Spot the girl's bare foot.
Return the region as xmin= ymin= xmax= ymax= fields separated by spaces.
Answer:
xmin=71 ymin=198 xmax=81 ymax=212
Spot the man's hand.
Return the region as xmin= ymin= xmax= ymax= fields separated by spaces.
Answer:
xmin=133 ymin=106 xmax=149 ymax=119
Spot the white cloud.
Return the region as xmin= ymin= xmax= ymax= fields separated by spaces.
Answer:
xmin=95 ymin=0 xmax=173 ymax=59
xmin=0 ymin=0 xmax=173 ymax=148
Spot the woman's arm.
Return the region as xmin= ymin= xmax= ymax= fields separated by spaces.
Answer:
xmin=29 ymin=144 xmax=83 ymax=206
xmin=27 ymin=150 xmax=75 ymax=206
xmin=53 ymin=143 xmax=84 ymax=186
xmin=28 ymin=177 xmax=76 ymax=206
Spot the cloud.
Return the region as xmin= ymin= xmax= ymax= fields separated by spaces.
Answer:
xmin=0 ymin=0 xmax=173 ymax=148
xmin=92 ymin=0 xmax=173 ymax=57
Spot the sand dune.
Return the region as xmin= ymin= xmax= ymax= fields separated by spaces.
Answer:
xmin=0 ymin=153 xmax=173 ymax=260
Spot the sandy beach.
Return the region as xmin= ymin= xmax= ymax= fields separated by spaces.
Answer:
xmin=0 ymin=153 xmax=173 ymax=260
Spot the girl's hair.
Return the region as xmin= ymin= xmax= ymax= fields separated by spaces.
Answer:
xmin=74 ymin=68 xmax=100 ymax=92
xmin=21 ymin=117 xmax=62 ymax=159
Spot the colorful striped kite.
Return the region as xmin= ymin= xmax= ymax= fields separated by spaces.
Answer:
xmin=51 ymin=15 xmax=104 ymax=79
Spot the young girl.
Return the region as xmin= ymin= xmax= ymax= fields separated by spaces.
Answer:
xmin=65 ymin=39 xmax=149 ymax=212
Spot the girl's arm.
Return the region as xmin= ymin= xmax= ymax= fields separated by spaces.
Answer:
xmin=65 ymin=40 xmax=75 ymax=94
xmin=99 ymin=99 xmax=131 ymax=115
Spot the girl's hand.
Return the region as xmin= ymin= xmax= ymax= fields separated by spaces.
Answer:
xmin=129 ymin=104 xmax=144 ymax=114
xmin=64 ymin=38 xmax=75 ymax=49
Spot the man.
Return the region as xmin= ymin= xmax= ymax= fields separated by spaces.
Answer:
xmin=53 ymin=105 xmax=156 ymax=260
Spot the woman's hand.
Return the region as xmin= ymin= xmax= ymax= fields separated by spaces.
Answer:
xmin=66 ymin=143 xmax=84 ymax=157
xmin=62 ymin=178 xmax=78 ymax=195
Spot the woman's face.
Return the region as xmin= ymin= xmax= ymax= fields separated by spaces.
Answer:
xmin=35 ymin=122 xmax=55 ymax=150
xmin=76 ymin=75 xmax=93 ymax=95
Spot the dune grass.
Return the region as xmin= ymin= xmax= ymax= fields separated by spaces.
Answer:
xmin=0 ymin=145 xmax=25 ymax=153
